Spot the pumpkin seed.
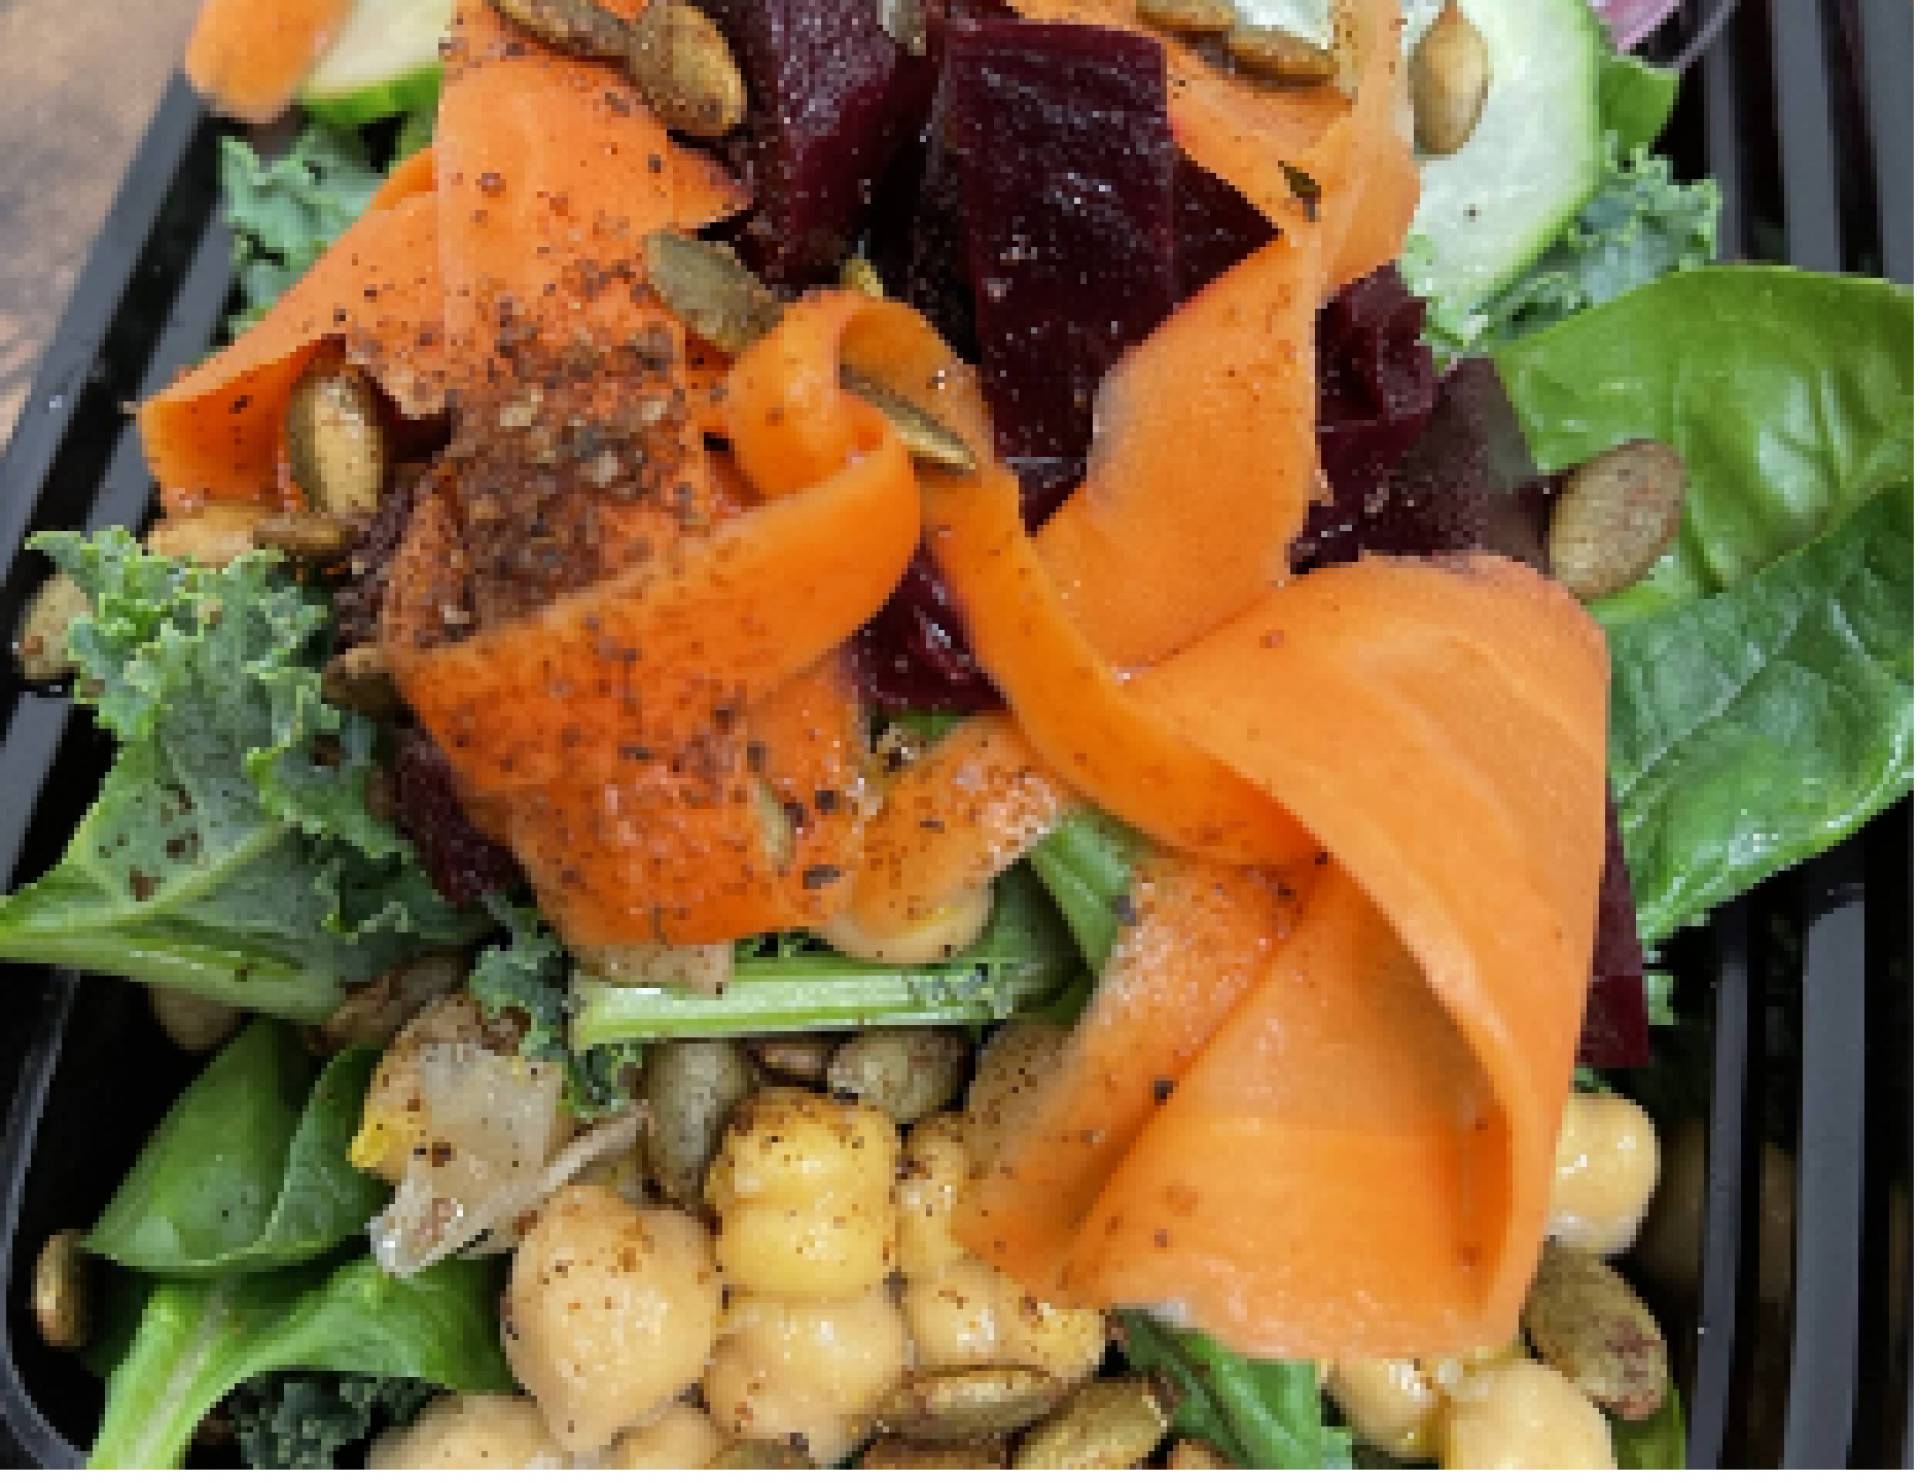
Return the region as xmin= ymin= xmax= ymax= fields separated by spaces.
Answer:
xmin=875 ymin=0 xmax=929 ymax=57
xmin=874 ymin=1365 xmax=1066 ymax=1442
xmin=640 ymin=1038 xmax=758 ymax=1208
xmin=286 ymin=359 xmax=388 ymax=517
xmin=1165 ymin=1438 xmax=1231 ymax=1468
xmin=1013 ymin=1377 xmax=1170 ymax=1469
xmin=709 ymin=1439 xmax=813 ymax=1468
xmin=1225 ymin=25 xmax=1338 ymax=86
xmin=322 ymin=643 xmax=402 ymax=719
xmin=32 ymin=1230 xmax=89 ymax=1351
xmin=1409 ymin=0 xmax=1490 ymax=156
xmin=862 ymin=1436 xmax=1009 ymax=1468
xmin=487 ymin=0 xmax=631 ymax=58
xmin=147 ymin=985 xmax=242 ymax=1054
xmin=1522 ymin=1242 xmax=1669 ymax=1421
xmin=13 ymin=572 xmax=88 ymax=684
xmin=841 ymin=256 xmax=887 ymax=298
xmin=1136 ymin=0 xmax=1237 ymax=38
xmin=627 ymin=0 xmax=748 ymax=138
xmin=1547 ymin=439 xmax=1687 ymax=601
xmin=644 ymin=230 xmax=785 ymax=355
xmin=840 ymin=370 xmax=978 ymax=473
xmin=827 ymin=1027 xmax=969 ymax=1123
xmin=253 ymin=510 xmax=366 ymax=565
xmin=747 ymin=1033 xmax=838 ymax=1085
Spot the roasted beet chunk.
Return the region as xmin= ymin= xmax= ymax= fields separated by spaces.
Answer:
xmin=696 ymin=0 xmax=934 ymax=286
xmin=1578 ymin=803 xmax=1652 ymax=1069
xmin=941 ymin=19 xmax=1182 ymax=524
xmin=851 ymin=549 xmax=1001 ymax=711
xmin=1292 ymin=266 xmax=1442 ymax=567
xmin=390 ymin=726 xmax=522 ymax=906
xmin=1174 ymin=156 xmax=1277 ymax=297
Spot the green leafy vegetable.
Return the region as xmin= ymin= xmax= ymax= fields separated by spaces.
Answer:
xmin=1458 ymin=145 xmax=1717 ymax=351
xmin=88 ymin=1023 xmax=382 ymax=1275
xmin=228 ymin=1373 xmax=437 ymax=1470
xmin=0 ymin=534 xmax=477 ymax=1019
xmin=1121 ymin=1313 xmax=1352 ymax=1469
xmin=1026 ymin=806 xmax=1141 ymax=971
xmin=1597 ymin=53 xmax=1681 ymax=153
xmin=1611 ymin=1382 xmax=1687 ymax=1468
xmin=1495 ymin=266 xmax=1914 ymax=623
xmin=469 ymin=900 xmax=643 ymax=1117
xmin=1610 ymin=489 xmax=1913 ymax=941
xmin=90 ymin=1257 xmax=510 ymax=1470
xmin=221 ymin=125 xmax=381 ymax=333
xmin=571 ymin=868 xmax=1078 ymax=1046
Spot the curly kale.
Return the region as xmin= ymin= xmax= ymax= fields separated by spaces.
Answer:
xmin=227 ymin=1373 xmax=437 ymax=1470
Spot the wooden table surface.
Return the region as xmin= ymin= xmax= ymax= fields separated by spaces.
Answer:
xmin=0 ymin=0 xmax=202 ymax=442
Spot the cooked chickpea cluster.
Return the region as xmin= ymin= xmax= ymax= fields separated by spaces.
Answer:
xmin=365 ymin=1019 xmax=1109 ymax=1469
xmin=363 ymin=1009 xmax=1667 ymax=1472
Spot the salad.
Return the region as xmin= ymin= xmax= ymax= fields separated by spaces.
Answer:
xmin=3 ymin=0 xmax=1910 ymax=1469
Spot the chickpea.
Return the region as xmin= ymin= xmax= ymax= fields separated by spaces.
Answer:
xmin=367 ymin=1394 xmax=563 ymax=1469
xmin=609 ymin=1401 xmax=724 ymax=1469
xmin=706 ymin=1087 xmax=899 ymax=1298
xmin=1548 ymin=1091 xmax=1660 ymax=1256
xmin=900 ymin=1254 xmax=1106 ymax=1383
xmin=351 ymin=993 xmax=544 ymax=1184
xmin=897 ymin=1114 xmax=969 ymax=1278
xmin=702 ymin=1285 xmax=910 ymax=1463
xmin=1440 ymin=1358 xmax=1616 ymax=1469
xmin=1326 ymin=1359 xmax=1441 ymax=1461
xmin=503 ymin=1186 xmax=722 ymax=1454
xmin=963 ymin=1021 xmax=1066 ymax=1176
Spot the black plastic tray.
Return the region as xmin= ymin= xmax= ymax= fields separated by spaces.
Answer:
xmin=0 ymin=1 xmax=1910 ymax=1467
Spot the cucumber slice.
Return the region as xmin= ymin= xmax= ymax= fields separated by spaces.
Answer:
xmin=300 ymin=0 xmax=453 ymax=128
xmin=1402 ymin=0 xmax=1605 ymax=321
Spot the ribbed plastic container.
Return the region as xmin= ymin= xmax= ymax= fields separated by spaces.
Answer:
xmin=0 ymin=0 xmax=1908 ymax=1465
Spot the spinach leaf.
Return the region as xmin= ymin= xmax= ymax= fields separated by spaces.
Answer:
xmin=1597 ymin=54 xmax=1680 ymax=153
xmin=1495 ymin=267 xmax=1914 ymax=623
xmin=1611 ymin=488 xmax=1912 ymax=941
xmin=1612 ymin=1382 xmax=1687 ymax=1468
xmin=89 ymin=1256 xmax=511 ymax=1469
xmin=88 ymin=1022 xmax=383 ymax=1275
xmin=1121 ymin=1313 xmax=1352 ymax=1469
xmin=0 ymin=533 xmax=477 ymax=1019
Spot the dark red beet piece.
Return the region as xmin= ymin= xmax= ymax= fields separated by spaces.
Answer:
xmin=1174 ymin=157 xmax=1276 ymax=297
xmin=695 ymin=0 xmax=935 ymax=286
xmin=1579 ymin=802 xmax=1652 ymax=1069
xmin=851 ymin=550 xmax=1001 ymax=711
xmin=390 ymin=726 xmax=522 ymax=906
xmin=942 ymin=19 xmax=1183 ymax=525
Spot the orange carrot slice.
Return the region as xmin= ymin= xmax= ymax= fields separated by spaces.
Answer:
xmin=1033 ymin=229 xmax=1322 ymax=667
xmin=922 ymin=458 xmax=1316 ymax=870
xmin=435 ymin=0 xmax=746 ymax=365
xmin=185 ymin=0 xmax=352 ymax=124
xmin=140 ymin=192 xmax=446 ymax=504
xmin=368 ymin=146 xmax=437 ymax=211
xmin=959 ymin=555 xmax=1609 ymax=1357
xmin=842 ymin=715 xmax=1072 ymax=940
xmin=496 ymin=660 xmax=868 ymax=947
xmin=961 ymin=851 xmax=1295 ymax=1286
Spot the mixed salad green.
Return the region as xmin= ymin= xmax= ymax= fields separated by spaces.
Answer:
xmin=1 ymin=0 xmax=1910 ymax=1469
